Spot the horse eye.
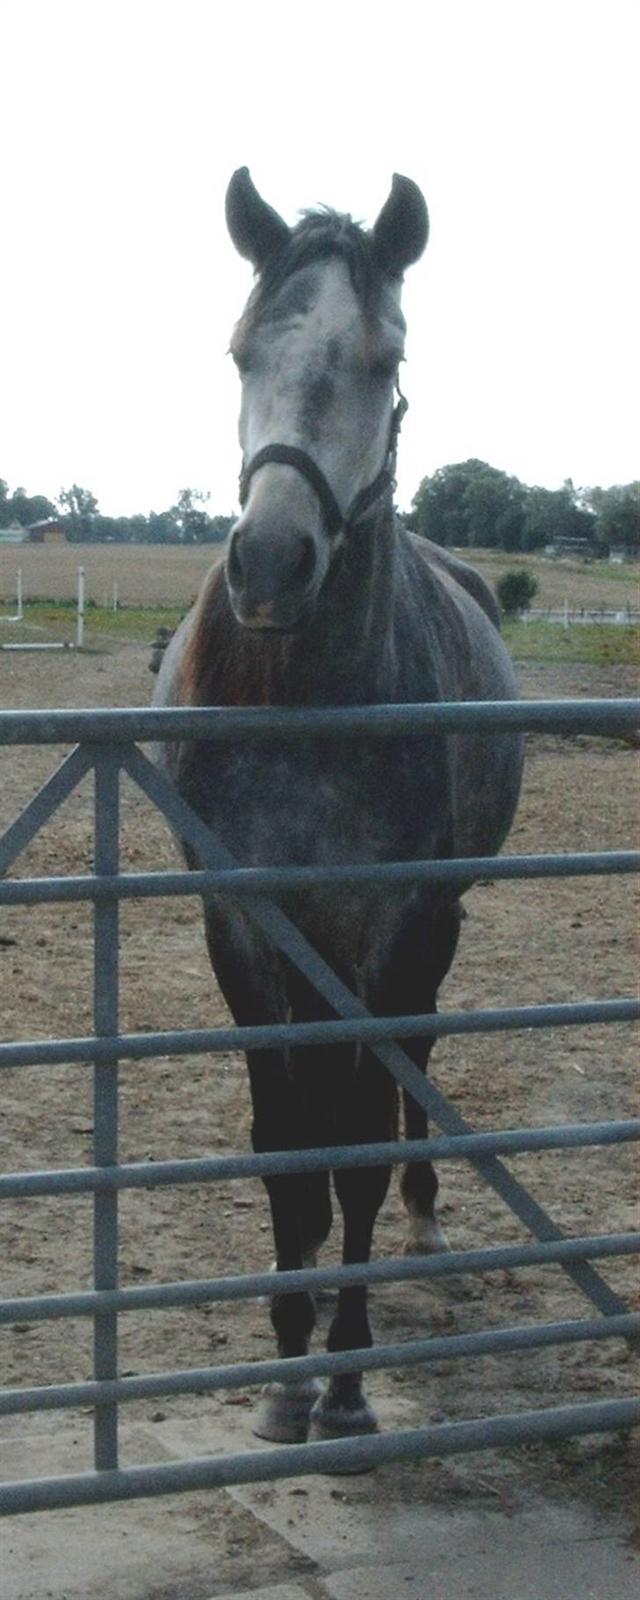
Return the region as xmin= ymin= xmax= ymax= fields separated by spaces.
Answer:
xmin=370 ymin=356 xmax=399 ymax=381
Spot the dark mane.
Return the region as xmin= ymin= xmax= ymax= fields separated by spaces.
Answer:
xmin=240 ymin=209 xmax=386 ymax=330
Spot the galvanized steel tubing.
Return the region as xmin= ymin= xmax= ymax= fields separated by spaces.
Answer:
xmin=0 ymin=696 xmax=638 ymax=1508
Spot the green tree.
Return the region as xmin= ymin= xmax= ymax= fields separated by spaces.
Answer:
xmin=409 ymin=460 xmax=480 ymax=546
xmin=521 ymin=483 xmax=596 ymax=551
xmin=0 ymin=483 xmax=58 ymax=528
xmin=170 ymin=488 xmax=211 ymax=543
xmin=463 ymin=467 xmax=526 ymax=549
xmin=145 ymin=510 xmax=181 ymax=544
xmin=496 ymin=568 xmax=539 ymax=616
xmin=58 ymin=484 xmax=100 ymax=540
xmin=126 ymin=514 xmax=150 ymax=543
xmin=89 ymin=513 xmax=149 ymax=543
xmin=207 ymin=514 xmax=234 ymax=544
xmin=7 ymin=490 xmax=58 ymax=526
xmin=409 ymin=460 xmax=526 ymax=550
xmin=589 ymin=483 xmax=640 ymax=552
xmin=0 ymin=479 xmax=11 ymax=527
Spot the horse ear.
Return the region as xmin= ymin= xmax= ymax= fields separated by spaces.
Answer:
xmin=225 ymin=167 xmax=291 ymax=272
xmin=371 ymin=174 xmax=429 ymax=277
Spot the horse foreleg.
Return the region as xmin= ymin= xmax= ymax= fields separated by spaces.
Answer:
xmin=286 ymin=967 xmax=338 ymax=1268
xmin=248 ymin=1047 xmax=322 ymax=1442
xmin=373 ymin=897 xmax=462 ymax=1255
xmin=203 ymin=922 xmax=320 ymax=1441
xmin=309 ymin=1053 xmax=394 ymax=1445
xmin=400 ymin=1035 xmax=449 ymax=1254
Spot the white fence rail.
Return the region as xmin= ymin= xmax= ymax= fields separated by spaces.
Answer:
xmin=523 ymin=604 xmax=640 ymax=627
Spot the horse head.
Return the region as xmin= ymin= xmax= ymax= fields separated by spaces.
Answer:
xmin=224 ymin=168 xmax=429 ymax=630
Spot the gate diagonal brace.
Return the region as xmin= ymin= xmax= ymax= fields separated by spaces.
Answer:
xmin=123 ymin=742 xmax=628 ymax=1320
xmin=0 ymin=746 xmax=94 ymax=876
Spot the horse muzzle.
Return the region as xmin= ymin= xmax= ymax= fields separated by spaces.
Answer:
xmin=225 ymin=516 xmax=329 ymax=631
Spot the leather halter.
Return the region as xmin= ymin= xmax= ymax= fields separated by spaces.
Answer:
xmin=238 ymin=390 xmax=408 ymax=537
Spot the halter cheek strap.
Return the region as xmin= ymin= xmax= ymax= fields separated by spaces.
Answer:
xmin=238 ymin=390 xmax=408 ymax=536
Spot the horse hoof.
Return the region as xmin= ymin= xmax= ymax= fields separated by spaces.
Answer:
xmin=404 ymin=1215 xmax=450 ymax=1255
xmin=253 ymin=1379 xmax=323 ymax=1444
xmin=308 ymin=1395 xmax=379 ymax=1471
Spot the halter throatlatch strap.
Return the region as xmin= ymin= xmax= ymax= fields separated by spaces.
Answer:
xmin=238 ymin=389 xmax=409 ymax=537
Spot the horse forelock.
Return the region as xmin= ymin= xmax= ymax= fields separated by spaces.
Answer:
xmin=237 ymin=209 xmax=390 ymax=337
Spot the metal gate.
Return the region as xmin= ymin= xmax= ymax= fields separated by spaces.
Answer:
xmin=1 ymin=698 xmax=639 ymax=1512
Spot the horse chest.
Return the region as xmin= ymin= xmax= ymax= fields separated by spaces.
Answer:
xmin=180 ymin=733 xmax=454 ymax=980
xmin=192 ymin=738 xmax=442 ymax=871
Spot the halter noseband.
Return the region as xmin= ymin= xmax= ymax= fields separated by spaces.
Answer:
xmin=238 ymin=390 xmax=408 ymax=537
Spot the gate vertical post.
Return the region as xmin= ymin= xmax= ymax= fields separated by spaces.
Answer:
xmin=92 ymin=746 xmax=120 ymax=1470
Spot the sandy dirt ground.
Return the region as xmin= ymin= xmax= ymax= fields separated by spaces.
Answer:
xmin=0 ymin=639 xmax=638 ymax=1582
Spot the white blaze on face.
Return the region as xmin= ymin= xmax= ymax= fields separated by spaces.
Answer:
xmin=236 ymin=258 xmax=406 ymax=521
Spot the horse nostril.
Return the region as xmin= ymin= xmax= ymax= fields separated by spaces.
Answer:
xmin=227 ymin=531 xmax=244 ymax=589
xmin=292 ymin=536 xmax=316 ymax=587
xmin=227 ymin=525 xmax=317 ymax=604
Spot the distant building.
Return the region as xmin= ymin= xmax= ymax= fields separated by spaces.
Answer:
xmin=609 ymin=546 xmax=639 ymax=564
xmin=544 ymin=538 xmax=592 ymax=559
xmin=25 ymin=518 xmax=67 ymax=544
xmin=0 ymin=518 xmax=67 ymax=545
xmin=0 ymin=521 xmax=29 ymax=544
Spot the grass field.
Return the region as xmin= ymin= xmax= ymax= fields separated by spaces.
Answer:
xmin=501 ymin=620 xmax=639 ymax=666
xmin=1 ymin=541 xmax=639 ymax=666
xmin=464 ymin=547 xmax=640 ymax=607
xmin=0 ymin=542 xmax=222 ymax=609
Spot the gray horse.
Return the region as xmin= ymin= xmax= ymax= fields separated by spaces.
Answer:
xmin=154 ymin=168 xmax=523 ymax=1446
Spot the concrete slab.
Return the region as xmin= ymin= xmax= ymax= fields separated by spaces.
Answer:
xmin=2 ymin=1410 xmax=638 ymax=1600
xmin=229 ymin=1470 xmax=639 ymax=1600
xmin=320 ymin=1507 xmax=639 ymax=1600
xmin=2 ymin=1490 xmax=230 ymax=1600
xmin=0 ymin=1422 xmax=303 ymax=1600
xmin=156 ymin=1399 xmax=420 ymax=1569
xmin=151 ymin=1408 xmax=640 ymax=1600
xmin=212 ymin=1590 xmax=313 ymax=1600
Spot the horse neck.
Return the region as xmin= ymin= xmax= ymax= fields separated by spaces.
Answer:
xmin=293 ymin=498 xmax=399 ymax=701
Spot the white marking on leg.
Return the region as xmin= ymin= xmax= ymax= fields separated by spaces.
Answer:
xmin=404 ymin=1201 xmax=449 ymax=1254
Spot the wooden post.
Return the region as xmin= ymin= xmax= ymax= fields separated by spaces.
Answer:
xmin=77 ymin=567 xmax=85 ymax=649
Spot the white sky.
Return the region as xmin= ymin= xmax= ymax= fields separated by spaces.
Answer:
xmin=0 ymin=0 xmax=638 ymax=518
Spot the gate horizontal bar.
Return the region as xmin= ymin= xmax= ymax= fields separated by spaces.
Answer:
xmin=2 ymin=1397 xmax=638 ymax=1515
xmin=2 ymin=1119 xmax=639 ymax=1199
xmin=1 ymin=848 xmax=638 ymax=907
xmin=2 ymin=1311 xmax=637 ymax=1418
xmin=0 ymin=697 xmax=638 ymax=745
xmin=1 ymin=996 xmax=638 ymax=1072
xmin=2 ymin=1232 xmax=637 ymax=1324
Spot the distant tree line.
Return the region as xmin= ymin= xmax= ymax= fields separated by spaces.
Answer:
xmin=1 ymin=463 xmax=638 ymax=553
xmin=0 ymin=479 xmax=233 ymax=545
xmin=407 ymin=461 xmax=640 ymax=555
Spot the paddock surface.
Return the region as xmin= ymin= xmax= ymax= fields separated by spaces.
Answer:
xmin=0 ymin=640 xmax=638 ymax=1594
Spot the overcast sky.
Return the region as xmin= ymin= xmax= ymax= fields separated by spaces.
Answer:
xmin=1 ymin=0 xmax=638 ymax=519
